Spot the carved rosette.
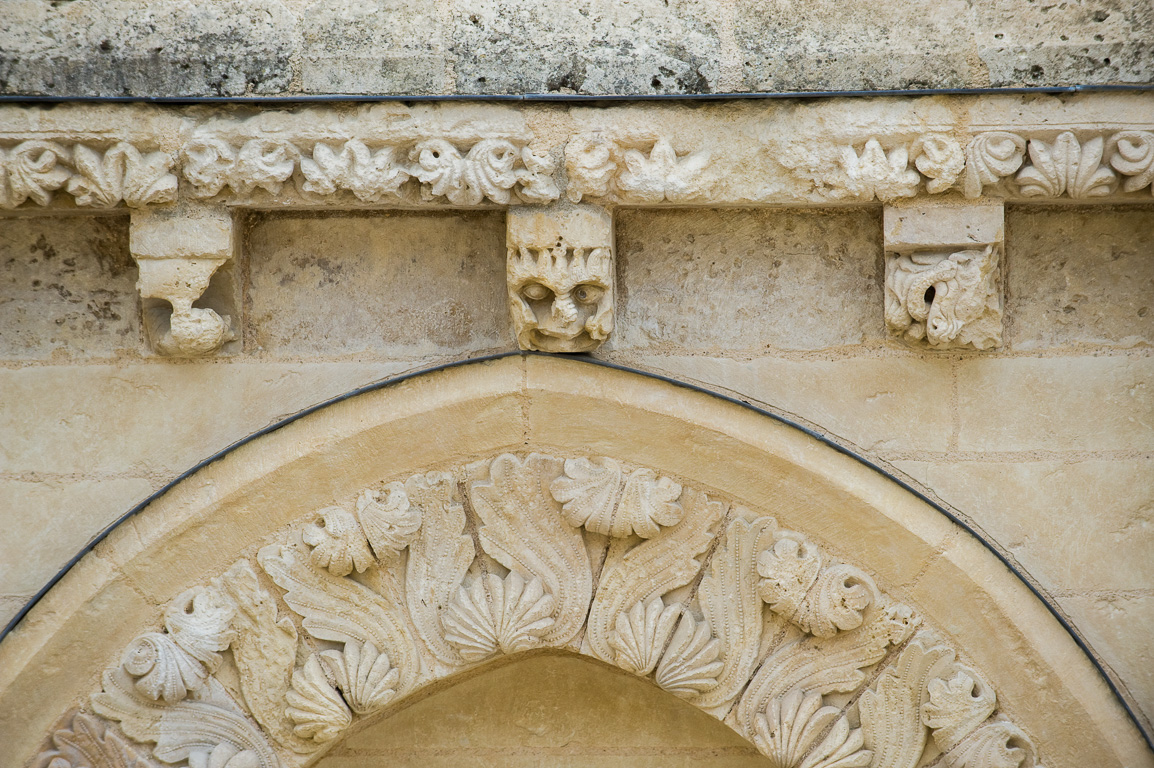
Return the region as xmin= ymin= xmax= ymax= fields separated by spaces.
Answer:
xmin=34 ymin=452 xmax=1042 ymax=768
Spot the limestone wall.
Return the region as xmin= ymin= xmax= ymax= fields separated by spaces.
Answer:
xmin=2 ymin=202 xmax=1151 ymax=733
xmin=2 ymin=0 xmax=1151 ymax=96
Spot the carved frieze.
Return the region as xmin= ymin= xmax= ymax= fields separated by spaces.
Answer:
xmin=34 ymin=451 xmax=1043 ymax=768
xmin=506 ymin=205 xmax=615 ymax=353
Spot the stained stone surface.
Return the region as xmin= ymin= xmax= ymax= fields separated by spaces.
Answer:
xmin=0 ymin=215 xmax=138 ymax=360
xmin=1 ymin=0 xmax=1150 ymax=97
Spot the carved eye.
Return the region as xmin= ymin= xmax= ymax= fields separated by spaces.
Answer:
xmin=573 ymin=285 xmax=604 ymax=304
xmin=522 ymin=283 xmax=551 ymax=302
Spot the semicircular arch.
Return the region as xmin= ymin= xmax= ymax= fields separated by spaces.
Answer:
xmin=2 ymin=355 xmax=1149 ymax=768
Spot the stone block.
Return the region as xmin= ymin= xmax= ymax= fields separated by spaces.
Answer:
xmin=0 ymin=215 xmax=138 ymax=360
xmin=247 ymin=212 xmax=510 ymax=356
xmin=884 ymin=203 xmax=1004 ymax=251
xmin=0 ymin=477 xmax=155 ymax=597
xmin=1060 ymin=592 xmax=1154 ymax=727
xmin=449 ymin=0 xmax=722 ymax=94
xmin=955 ymin=356 xmax=1154 ymax=452
xmin=1006 ymin=206 xmax=1154 ymax=350
xmin=892 ymin=458 xmax=1154 ymax=591
xmin=625 ymin=354 xmax=955 ymax=453
xmin=614 ymin=208 xmax=883 ymax=351
xmin=0 ymin=362 xmax=410 ymax=476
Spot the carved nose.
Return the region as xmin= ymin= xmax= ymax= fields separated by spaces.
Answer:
xmin=551 ymin=295 xmax=578 ymax=324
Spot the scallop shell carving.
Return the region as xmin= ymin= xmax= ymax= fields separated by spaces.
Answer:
xmin=655 ymin=612 xmax=723 ymax=697
xmin=302 ymin=506 xmax=374 ymax=577
xmin=285 ymin=654 xmax=351 ymax=743
xmin=320 ymin=640 xmax=400 ymax=715
xmin=609 ymin=596 xmax=680 ymax=675
xmin=120 ymin=633 xmax=207 ymax=704
xmin=443 ymin=571 xmax=556 ymax=662
xmin=356 ymin=484 xmax=421 ymax=557
xmin=550 ymin=457 xmax=683 ymax=538
xmin=753 ymin=689 xmax=872 ymax=768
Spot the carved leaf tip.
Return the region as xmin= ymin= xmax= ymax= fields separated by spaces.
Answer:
xmin=753 ymin=689 xmax=871 ymax=768
xmin=285 ymin=654 xmax=352 ymax=743
xmin=357 ymin=484 xmax=421 ymax=557
xmin=121 ymin=633 xmax=208 ymax=704
xmin=303 ymin=506 xmax=375 ymax=577
xmin=443 ymin=571 xmax=557 ymax=662
xmin=35 ymin=712 xmax=156 ymax=768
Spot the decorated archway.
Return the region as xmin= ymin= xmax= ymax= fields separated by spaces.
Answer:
xmin=1 ymin=355 xmax=1148 ymax=768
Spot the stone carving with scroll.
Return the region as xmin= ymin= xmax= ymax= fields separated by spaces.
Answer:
xmin=30 ymin=449 xmax=1046 ymax=768
xmin=506 ymin=205 xmax=615 ymax=353
xmin=883 ymin=203 xmax=1004 ymax=350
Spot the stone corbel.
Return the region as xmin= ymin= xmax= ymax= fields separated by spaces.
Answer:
xmin=507 ymin=204 xmax=615 ymax=353
xmin=129 ymin=203 xmax=238 ymax=356
xmin=883 ymin=202 xmax=1004 ymax=350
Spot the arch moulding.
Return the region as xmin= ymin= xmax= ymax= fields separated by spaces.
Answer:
xmin=1 ymin=355 xmax=1148 ymax=768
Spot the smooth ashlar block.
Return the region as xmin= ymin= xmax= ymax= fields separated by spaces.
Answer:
xmin=883 ymin=202 xmax=1004 ymax=350
xmin=129 ymin=203 xmax=237 ymax=356
xmin=507 ymin=205 xmax=615 ymax=353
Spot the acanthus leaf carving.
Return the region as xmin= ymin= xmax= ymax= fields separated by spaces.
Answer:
xmin=837 ymin=139 xmax=921 ymax=202
xmin=302 ymin=506 xmax=375 ymax=577
xmin=858 ymin=631 xmax=955 ymax=768
xmin=550 ymin=457 xmax=683 ymax=539
xmin=691 ymin=515 xmax=777 ymax=712
xmin=586 ymin=487 xmax=725 ymax=664
xmin=1016 ymin=132 xmax=1117 ymax=199
xmin=319 ymin=640 xmax=400 ymax=715
xmin=163 ymin=586 xmax=237 ymax=675
xmin=257 ymin=544 xmax=419 ymax=695
xmin=212 ymin=560 xmax=306 ymax=754
xmin=923 ymin=662 xmax=998 ymax=753
xmin=412 ymin=138 xmax=519 ymax=205
xmin=1108 ymin=130 xmax=1154 ymax=194
xmin=35 ymin=712 xmax=157 ymax=768
xmin=284 ymin=654 xmax=351 ymax=743
xmin=515 ymin=147 xmax=561 ymax=203
xmin=299 ymin=141 xmax=408 ymax=202
xmin=962 ymin=132 xmax=1026 ymax=199
xmin=121 ymin=633 xmax=208 ymax=705
xmin=752 ymin=689 xmax=872 ymax=768
xmin=467 ymin=453 xmax=592 ymax=646
xmin=356 ymin=483 xmax=422 ymax=558
xmin=609 ymin=596 xmax=681 ymax=676
xmin=67 ymin=143 xmax=177 ymax=208
xmin=942 ymin=720 xmax=1043 ymax=768
xmin=616 ymin=137 xmax=710 ymax=203
xmin=442 ymin=570 xmax=556 ymax=662
xmin=654 ymin=612 xmax=724 ymax=698
xmin=758 ymin=533 xmax=877 ymax=637
xmin=403 ymin=472 xmax=475 ymax=667
xmin=92 ymin=669 xmax=281 ymax=768
xmin=0 ymin=141 xmax=71 ymax=207
xmin=736 ymin=600 xmax=919 ymax=737
xmin=183 ymin=138 xmax=296 ymax=198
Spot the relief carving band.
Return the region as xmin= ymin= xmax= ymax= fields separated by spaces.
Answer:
xmin=883 ymin=203 xmax=1005 ymax=350
xmin=506 ymin=205 xmax=615 ymax=353
xmin=33 ymin=450 xmax=1043 ymax=768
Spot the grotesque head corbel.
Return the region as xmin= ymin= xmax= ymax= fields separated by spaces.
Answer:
xmin=506 ymin=206 xmax=614 ymax=353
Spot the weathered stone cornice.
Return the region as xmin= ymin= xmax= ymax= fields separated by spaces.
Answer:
xmin=1 ymin=95 xmax=1152 ymax=211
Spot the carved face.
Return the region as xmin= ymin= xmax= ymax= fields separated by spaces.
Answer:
xmin=508 ymin=244 xmax=614 ymax=353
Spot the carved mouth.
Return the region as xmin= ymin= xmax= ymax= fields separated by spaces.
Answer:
xmin=534 ymin=327 xmax=583 ymax=341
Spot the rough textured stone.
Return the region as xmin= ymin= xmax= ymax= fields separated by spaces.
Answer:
xmin=613 ymin=209 xmax=883 ymax=352
xmin=1006 ymin=206 xmax=1154 ymax=351
xmin=0 ymin=215 xmax=138 ymax=360
xmin=450 ymin=0 xmax=722 ymax=94
xmin=955 ymin=356 xmax=1154 ymax=453
xmin=247 ymin=212 xmax=510 ymax=357
xmin=892 ymin=458 xmax=1154 ymax=591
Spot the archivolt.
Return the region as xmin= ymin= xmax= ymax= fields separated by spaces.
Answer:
xmin=1 ymin=355 xmax=1148 ymax=768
